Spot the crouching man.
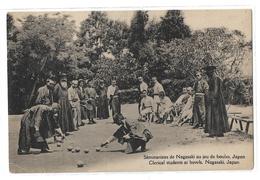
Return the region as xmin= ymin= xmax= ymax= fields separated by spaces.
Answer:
xmin=17 ymin=103 xmax=64 ymax=155
xmin=100 ymin=113 xmax=153 ymax=154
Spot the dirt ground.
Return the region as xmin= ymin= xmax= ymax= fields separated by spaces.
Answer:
xmin=9 ymin=104 xmax=253 ymax=173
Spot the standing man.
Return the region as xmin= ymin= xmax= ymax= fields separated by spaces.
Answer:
xmin=138 ymin=76 xmax=148 ymax=114
xmin=84 ymin=80 xmax=97 ymax=124
xmin=204 ymin=65 xmax=230 ymax=137
xmin=107 ymin=79 xmax=121 ymax=121
xmin=68 ymin=80 xmax=82 ymax=130
xmin=192 ymin=71 xmax=209 ymax=129
xmin=152 ymin=77 xmax=164 ymax=119
xmin=53 ymin=73 xmax=74 ymax=133
xmin=96 ymin=80 xmax=109 ymax=120
xmin=35 ymin=77 xmax=56 ymax=106
xmin=78 ymin=79 xmax=87 ymax=121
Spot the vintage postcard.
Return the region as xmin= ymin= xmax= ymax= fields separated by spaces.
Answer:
xmin=7 ymin=9 xmax=253 ymax=173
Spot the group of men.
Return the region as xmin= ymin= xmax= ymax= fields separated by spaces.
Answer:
xmin=17 ymin=73 xmax=122 ymax=154
xmin=17 ymin=65 xmax=230 ymax=155
xmin=138 ymin=65 xmax=230 ymax=137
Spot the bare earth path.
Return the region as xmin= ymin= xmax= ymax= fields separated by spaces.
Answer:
xmin=9 ymin=104 xmax=253 ymax=173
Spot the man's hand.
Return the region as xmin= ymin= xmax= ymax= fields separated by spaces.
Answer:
xmin=55 ymin=128 xmax=65 ymax=139
xmin=101 ymin=142 xmax=108 ymax=148
xmin=123 ymin=134 xmax=130 ymax=140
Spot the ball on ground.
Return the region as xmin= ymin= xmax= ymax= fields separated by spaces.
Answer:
xmin=96 ymin=147 xmax=101 ymax=152
xmin=75 ymin=147 xmax=80 ymax=152
xmin=77 ymin=160 xmax=84 ymax=168
xmin=84 ymin=149 xmax=89 ymax=153
xmin=67 ymin=146 xmax=73 ymax=151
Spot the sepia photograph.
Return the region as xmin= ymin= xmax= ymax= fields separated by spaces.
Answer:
xmin=7 ymin=9 xmax=253 ymax=173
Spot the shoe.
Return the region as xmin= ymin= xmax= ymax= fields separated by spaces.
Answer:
xmin=217 ymin=134 xmax=224 ymax=137
xmin=192 ymin=124 xmax=199 ymax=129
xmin=207 ymin=135 xmax=215 ymax=138
xmin=141 ymin=143 xmax=146 ymax=152
xmin=17 ymin=149 xmax=30 ymax=155
xmin=40 ymin=149 xmax=53 ymax=153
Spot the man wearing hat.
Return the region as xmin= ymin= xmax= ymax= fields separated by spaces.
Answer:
xmin=35 ymin=76 xmax=56 ymax=106
xmin=53 ymin=73 xmax=74 ymax=133
xmin=204 ymin=65 xmax=230 ymax=137
xmin=68 ymin=80 xmax=82 ymax=130
xmin=192 ymin=71 xmax=209 ymax=129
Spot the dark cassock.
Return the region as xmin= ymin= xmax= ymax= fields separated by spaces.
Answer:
xmin=101 ymin=114 xmax=153 ymax=154
xmin=96 ymin=81 xmax=109 ymax=120
xmin=53 ymin=79 xmax=74 ymax=133
xmin=204 ymin=66 xmax=230 ymax=137
xmin=78 ymin=79 xmax=87 ymax=120
xmin=17 ymin=103 xmax=63 ymax=154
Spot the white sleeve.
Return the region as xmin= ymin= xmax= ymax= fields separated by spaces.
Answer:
xmin=107 ymin=86 xmax=111 ymax=98
xmin=158 ymin=84 xmax=164 ymax=92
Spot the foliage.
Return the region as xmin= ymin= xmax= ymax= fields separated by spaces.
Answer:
xmin=7 ymin=13 xmax=76 ymax=113
xmin=7 ymin=11 xmax=252 ymax=113
xmin=157 ymin=10 xmax=191 ymax=42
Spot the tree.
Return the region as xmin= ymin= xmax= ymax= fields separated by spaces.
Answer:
xmin=7 ymin=13 xmax=76 ymax=112
xmin=128 ymin=11 xmax=149 ymax=58
xmin=157 ymin=10 xmax=191 ymax=42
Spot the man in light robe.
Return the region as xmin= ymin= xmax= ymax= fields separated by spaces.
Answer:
xmin=152 ymin=77 xmax=164 ymax=120
xmin=177 ymin=87 xmax=194 ymax=126
xmin=68 ymin=80 xmax=82 ymax=130
xmin=107 ymin=79 xmax=121 ymax=122
xmin=157 ymin=91 xmax=173 ymax=124
xmin=137 ymin=76 xmax=148 ymax=114
xmin=139 ymin=90 xmax=154 ymax=121
xmin=174 ymin=88 xmax=190 ymax=113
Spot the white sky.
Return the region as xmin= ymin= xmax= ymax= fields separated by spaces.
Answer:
xmin=10 ymin=9 xmax=252 ymax=41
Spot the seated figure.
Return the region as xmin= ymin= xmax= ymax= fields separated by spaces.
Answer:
xmin=139 ymin=90 xmax=154 ymax=122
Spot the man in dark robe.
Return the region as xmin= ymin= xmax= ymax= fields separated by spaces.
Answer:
xmin=204 ymin=66 xmax=230 ymax=137
xmin=78 ymin=79 xmax=87 ymax=121
xmin=17 ymin=103 xmax=64 ymax=155
xmin=96 ymin=80 xmax=109 ymax=120
xmin=100 ymin=114 xmax=153 ymax=154
xmin=53 ymin=73 xmax=74 ymax=133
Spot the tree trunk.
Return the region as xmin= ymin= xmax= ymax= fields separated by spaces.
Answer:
xmin=26 ymin=57 xmax=47 ymax=108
